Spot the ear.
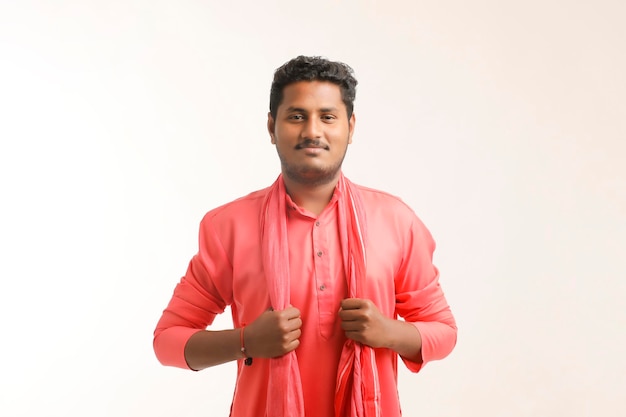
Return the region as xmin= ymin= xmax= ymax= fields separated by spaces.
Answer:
xmin=347 ymin=113 xmax=356 ymax=144
xmin=267 ymin=112 xmax=276 ymax=144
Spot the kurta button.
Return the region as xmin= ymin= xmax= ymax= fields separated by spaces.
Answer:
xmin=319 ymin=284 xmax=326 ymax=291
xmin=315 ymin=221 xmax=320 ymax=226
xmin=316 ymin=250 xmax=323 ymax=257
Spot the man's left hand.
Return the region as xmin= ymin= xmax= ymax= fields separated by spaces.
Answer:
xmin=338 ymin=298 xmax=391 ymax=348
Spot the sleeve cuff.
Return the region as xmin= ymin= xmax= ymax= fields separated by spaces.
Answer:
xmin=401 ymin=321 xmax=457 ymax=373
xmin=153 ymin=326 xmax=205 ymax=370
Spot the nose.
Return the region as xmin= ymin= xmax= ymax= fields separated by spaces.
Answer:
xmin=301 ymin=118 xmax=322 ymax=139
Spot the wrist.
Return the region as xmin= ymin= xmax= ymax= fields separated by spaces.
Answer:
xmin=239 ymin=326 xmax=253 ymax=366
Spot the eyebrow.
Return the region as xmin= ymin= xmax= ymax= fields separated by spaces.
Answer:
xmin=284 ymin=106 xmax=340 ymax=113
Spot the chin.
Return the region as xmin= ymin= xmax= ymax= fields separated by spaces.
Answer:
xmin=284 ymin=165 xmax=341 ymax=187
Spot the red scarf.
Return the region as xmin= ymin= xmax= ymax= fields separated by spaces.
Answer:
xmin=261 ymin=173 xmax=380 ymax=417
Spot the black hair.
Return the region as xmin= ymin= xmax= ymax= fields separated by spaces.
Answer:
xmin=269 ymin=55 xmax=358 ymax=120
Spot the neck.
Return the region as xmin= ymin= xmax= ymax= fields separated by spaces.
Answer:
xmin=282 ymin=174 xmax=340 ymax=216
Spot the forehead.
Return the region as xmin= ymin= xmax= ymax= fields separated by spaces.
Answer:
xmin=279 ymin=81 xmax=346 ymax=112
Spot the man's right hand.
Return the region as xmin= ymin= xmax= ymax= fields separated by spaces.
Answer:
xmin=244 ymin=306 xmax=302 ymax=358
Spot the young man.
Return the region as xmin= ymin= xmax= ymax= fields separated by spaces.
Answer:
xmin=154 ymin=56 xmax=457 ymax=417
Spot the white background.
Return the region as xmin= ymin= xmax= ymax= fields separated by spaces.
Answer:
xmin=1 ymin=1 xmax=624 ymax=416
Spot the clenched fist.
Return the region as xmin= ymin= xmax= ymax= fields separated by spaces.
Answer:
xmin=244 ymin=306 xmax=303 ymax=358
xmin=339 ymin=298 xmax=392 ymax=348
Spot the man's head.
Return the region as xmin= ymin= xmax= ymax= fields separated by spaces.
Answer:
xmin=269 ymin=56 xmax=358 ymax=121
xmin=267 ymin=56 xmax=358 ymax=187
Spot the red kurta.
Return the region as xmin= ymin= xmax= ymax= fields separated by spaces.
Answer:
xmin=154 ymin=181 xmax=457 ymax=417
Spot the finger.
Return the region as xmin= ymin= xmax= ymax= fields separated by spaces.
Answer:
xmin=280 ymin=329 xmax=301 ymax=353
xmin=285 ymin=316 xmax=303 ymax=331
xmin=340 ymin=320 xmax=362 ymax=332
xmin=289 ymin=328 xmax=302 ymax=341
xmin=338 ymin=308 xmax=360 ymax=321
xmin=343 ymin=330 xmax=364 ymax=344
xmin=283 ymin=337 xmax=301 ymax=354
xmin=340 ymin=298 xmax=364 ymax=310
xmin=282 ymin=306 xmax=301 ymax=319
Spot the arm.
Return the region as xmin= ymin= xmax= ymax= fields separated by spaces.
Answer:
xmin=394 ymin=216 xmax=457 ymax=370
xmin=338 ymin=215 xmax=456 ymax=370
xmin=184 ymin=307 xmax=303 ymax=371
xmin=153 ymin=214 xmax=236 ymax=369
xmin=183 ymin=329 xmax=245 ymax=370
xmin=153 ymin=258 xmax=303 ymax=371
xmin=154 ymin=210 xmax=305 ymax=370
xmin=339 ymin=298 xmax=424 ymax=363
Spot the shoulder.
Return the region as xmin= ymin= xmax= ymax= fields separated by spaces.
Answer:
xmin=200 ymin=187 xmax=269 ymax=226
xmin=353 ymin=182 xmax=433 ymax=239
xmin=353 ymin=183 xmax=416 ymax=218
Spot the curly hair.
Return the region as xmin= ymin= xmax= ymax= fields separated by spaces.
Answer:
xmin=269 ymin=56 xmax=358 ymax=120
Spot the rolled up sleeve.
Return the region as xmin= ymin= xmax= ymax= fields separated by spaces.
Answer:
xmin=394 ymin=217 xmax=457 ymax=372
xmin=153 ymin=215 xmax=233 ymax=369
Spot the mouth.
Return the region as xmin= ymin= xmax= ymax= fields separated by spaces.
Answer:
xmin=295 ymin=140 xmax=329 ymax=151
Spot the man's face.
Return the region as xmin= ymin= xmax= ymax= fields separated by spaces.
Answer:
xmin=268 ymin=81 xmax=355 ymax=186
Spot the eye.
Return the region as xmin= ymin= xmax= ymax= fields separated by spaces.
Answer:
xmin=288 ymin=114 xmax=304 ymax=121
xmin=321 ymin=114 xmax=337 ymax=122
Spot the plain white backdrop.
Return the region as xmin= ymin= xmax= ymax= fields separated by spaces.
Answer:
xmin=1 ymin=1 xmax=624 ymax=416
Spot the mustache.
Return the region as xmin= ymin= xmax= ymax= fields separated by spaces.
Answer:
xmin=295 ymin=139 xmax=329 ymax=150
